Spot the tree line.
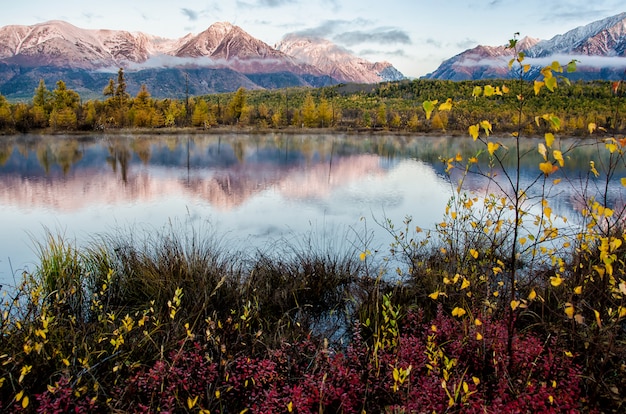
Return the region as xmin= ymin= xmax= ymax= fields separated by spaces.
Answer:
xmin=0 ymin=68 xmax=624 ymax=135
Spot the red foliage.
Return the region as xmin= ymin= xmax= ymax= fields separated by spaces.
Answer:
xmin=25 ymin=310 xmax=589 ymax=413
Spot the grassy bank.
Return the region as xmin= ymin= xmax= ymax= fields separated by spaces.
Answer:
xmin=0 ymin=214 xmax=624 ymax=412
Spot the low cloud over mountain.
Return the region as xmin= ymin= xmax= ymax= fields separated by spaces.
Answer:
xmin=0 ymin=20 xmax=405 ymax=100
xmin=426 ymin=12 xmax=626 ymax=81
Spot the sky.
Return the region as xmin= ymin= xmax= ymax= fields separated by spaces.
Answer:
xmin=0 ymin=0 xmax=624 ymax=78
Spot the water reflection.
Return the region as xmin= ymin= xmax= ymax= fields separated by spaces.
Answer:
xmin=0 ymin=133 xmax=623 ymax=283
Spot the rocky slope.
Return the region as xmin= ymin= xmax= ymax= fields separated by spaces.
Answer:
xmin=426 ymin=12 xmax=626 ymax=80
xmin=0 ymin=20 xmax=404 ymax=99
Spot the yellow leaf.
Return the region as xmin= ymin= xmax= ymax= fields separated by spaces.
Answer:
xmin=545 ymin=76 xmax=557 ymax=92
xmin=188 ymin=396 xmax=199 ymax=409
xmin=484 ymin=85 xmax=495 ymax=97
xmin=528 ymin=289 xmax=537 ymax=300
xmin=469 ymin=249 xmax=478 ymax=259
xmin=480 ymin=120 xmax=492 ymax=136
xmin=461 ymin=278 xmax=471 ymax=290
xmin=476 ymin=332 xmax=483 ymax=340
xmin=523 ymin=64 xmax=531 ymax=73
xmin=574 ymin=313 xmax=585 ymax=324
xmin=474 ymin=318 xmax=482 ymax=326
xmin=393 ymin=367 xmax=400 ymax=382
xmin=564 ymin=350 xmax=573 ymax=357
xmin=16 ymin=390 xmax=24 ymax=402
xmin=487 ymin=142 xmax=499 ymax=156
xmin=534 ymin=80 xmax=544 ymax=95
xmin=588 ymin=122 xmax=597 ymax=134
xmin=617 ymin=306 xmax=626 ymax=319
xmin=545 ymin=132 xmax=555 ymax=148
xmin=22 ymin=395 xmax=29 ymax=409
xmin=538 ymin=143 xmax=547 ymax=159
xmin=594 ymin=309 xmax=602 ymax=327
xmin=287 ymin=401 xmax=294 ymax=413
xmin=502 ymin=84 xmax=510 ymax=93
xmin=540 ymin=161 xmax=556 ymax=176
xmin=472 ymin=85 xmax=482 ymax=97
xmin=359 ymin=252 xmax=367 ymax=261
xmin=590 ymin=161 xmax=599 ymax=177
xmin=472 ymin=376 xmax=481 ymax=385
xmin=451 ymin=307 xmax=466 ymax=318
xmin=431 ymin=324 xmax=437 ymax=332
xmin=621 ymin=177 xmax=626 ymax=187
xmin=564 ymin=303 xmax=575 ymax=318
xmin=439 ymin=98 xmax=453 ymax=111
xmin=550 ymin=275 xmax=563 ymax=287
xmin=429 ymin=291 xmax=440 ymax=300
xmin=469 ymin=124 xmax=479 ymax=140
xmin=605 ymin=140 xmax=618 ymax=153
xmin=553 ymin=150 xmax=564 ymax=167
xmin=510 ymin=300 xmax=520 ymax=310
xmin=574 ymin=285 xmax=582 ymax=295
xmin=520 ymin=237 xmax=527 ymax=246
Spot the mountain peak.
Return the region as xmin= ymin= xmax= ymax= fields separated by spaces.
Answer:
xmin=276 ymin=34 xmax=404 ymax=83
xmin=427 ymin=12 xmax=626 ymax=80
xmin=0 ymin=18 xmax=403 ymax=99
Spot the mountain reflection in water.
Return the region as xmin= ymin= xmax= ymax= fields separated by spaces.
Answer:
xmin=0 ymin=133 xmax=623 ymax=284
xmin=0 ymin=133 xmax=451 ymax=282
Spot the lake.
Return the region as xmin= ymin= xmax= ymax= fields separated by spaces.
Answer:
xmin=0 ymin=133 xmax=624 ymax=286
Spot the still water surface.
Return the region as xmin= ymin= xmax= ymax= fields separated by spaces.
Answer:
xmin=0 ymin=133 xmax=623 ymax=285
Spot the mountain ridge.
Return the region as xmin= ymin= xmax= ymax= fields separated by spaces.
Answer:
xmin=0 ymin=20 xmax=404 ymax=99
xmin=426 ymin=12 xmax=626 ymax=80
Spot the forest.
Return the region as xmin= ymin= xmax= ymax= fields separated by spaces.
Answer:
xmin=0 ymin=67 xmax=624 ymax=135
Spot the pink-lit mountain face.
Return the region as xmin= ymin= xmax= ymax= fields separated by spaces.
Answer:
xmin=275 ymin=34 xmax=404 ymax=84
xmin=0 ymin=20 xmax=404 ymax=99
xmin=426 ymin=12 xmax=626 ymax=80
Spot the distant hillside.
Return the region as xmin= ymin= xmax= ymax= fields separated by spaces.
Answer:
xmin=0 ymin=20 xmax=404 ymax=100
xmin=426 ymin=12 xmax=626 ymax=80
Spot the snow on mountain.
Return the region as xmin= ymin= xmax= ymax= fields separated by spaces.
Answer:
xmin=529 ymin=12 xmax=626 ymax=57
xmin=427 ymin=12 xmax=626 ymax=80
xmin=174 ymin=22 xmax=323 ymax=75
xmin=0 ymin=19 xmax=399 ymax=89
xmin=275 ymin=34 xmax=404 ymax=83
xmin=426 ymin=37 xmax=540 ymax=80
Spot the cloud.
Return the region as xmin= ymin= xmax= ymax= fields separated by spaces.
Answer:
xmin=251 ymin=0 xmax=297 ymax=7
xmin=451 ymin=53 xmax=626 ymax=70
xmin=359 ymin=48 xmax=407 ymax=58
xmin=334 ymin=29 xmax=411 ymax=46
xmin=425 ymin=38 xmax=442 ymax=48
xmin=288 ymin=19 xmax=365 ymax=38
xmin=181 ymin=8 xmax=199 ymax=21
xmin=456 ymin=38 xmax=478 ymax=49
xmin=100 ymin=54 xmax=289 ymax=72
xmin=531 ymin=54 xmax=626 ymax=69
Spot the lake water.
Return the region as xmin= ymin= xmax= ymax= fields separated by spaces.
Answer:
xmin=0 ymin=133 xmax=624 ymax=286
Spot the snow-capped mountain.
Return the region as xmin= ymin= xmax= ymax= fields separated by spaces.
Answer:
xmin=427 ymin=12 xmax=626 ymax=80
xmin=275 ymin=34 xmax=404 ymax=83
xmin=0 ymin=20 xmax=404 ymax=99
